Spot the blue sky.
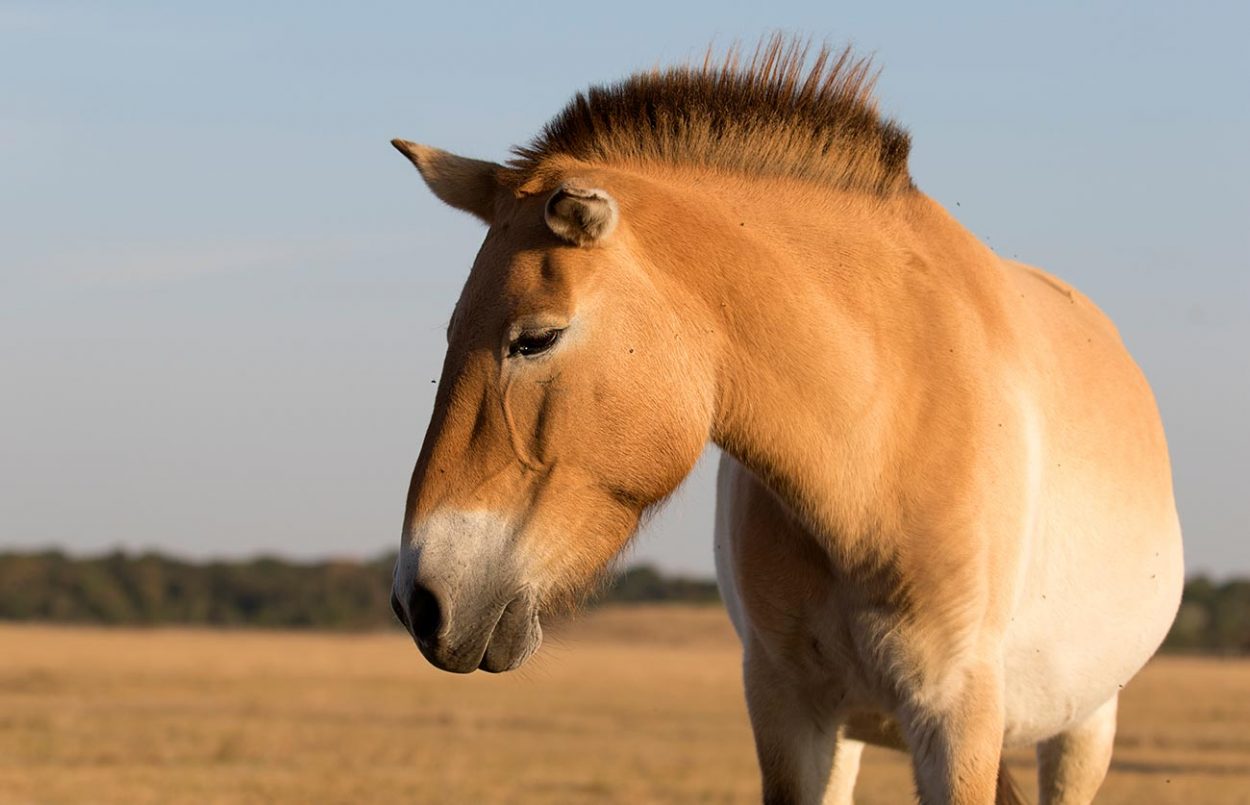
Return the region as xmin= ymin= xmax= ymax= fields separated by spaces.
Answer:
xmin=2 ymin=1 xmax=1247 ymax=576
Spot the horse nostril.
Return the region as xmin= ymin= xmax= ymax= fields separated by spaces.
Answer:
xmin=407 ymin=584 xmax=443 ymax=646
xmin=390 ymin=591 xmax=410 ymax=629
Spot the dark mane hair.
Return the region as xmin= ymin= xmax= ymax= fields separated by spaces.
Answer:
xmin=505 ymin=36 xmax=913 ymax=195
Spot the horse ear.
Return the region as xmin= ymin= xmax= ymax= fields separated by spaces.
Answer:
xmin=544 ymin=183 xmax=619 ymax=246
xmin=391 ymin=139 xmax=501 ymax=224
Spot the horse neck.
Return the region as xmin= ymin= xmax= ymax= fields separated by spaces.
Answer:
xmin=648 ymin=173 xmax=995 ymax=552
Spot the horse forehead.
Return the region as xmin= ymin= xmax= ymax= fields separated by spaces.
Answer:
xmin=465 ymin=244 xmax=585 ymax=312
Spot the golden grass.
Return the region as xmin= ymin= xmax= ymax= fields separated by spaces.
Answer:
xmin=1 ymin=607 xmax=1247 ymax=804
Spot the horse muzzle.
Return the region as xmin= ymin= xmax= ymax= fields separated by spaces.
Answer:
xmin=392 ymin=509 xmax=544 ymax=672
xmin=393 ymin=583 xmax=542 ymax=673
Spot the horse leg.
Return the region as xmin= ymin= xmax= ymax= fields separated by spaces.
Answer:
xmin=901 ymin=663 xmax=1008 ymax=804
xmin=1036 ymin=695 xmax=1117 ymax=805
xmin=825 ymin=733 xmax=866 ymax=805
xmin=743 ymin=643 xmax=861 ymax=805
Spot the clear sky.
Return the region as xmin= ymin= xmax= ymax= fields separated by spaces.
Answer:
xmin=2 ymin=1 xmax=1247 ymax=577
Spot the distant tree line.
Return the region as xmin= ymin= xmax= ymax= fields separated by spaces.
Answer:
xmin=1163 ymin=576 xmax=1250 ymax=655
xmin=0 ymin=550 xmax=397 ymax=629
xmin=0 ymin=551 xmax=1244 ymax=653
xmin=0 ymin=550 xmax=719 ymax=631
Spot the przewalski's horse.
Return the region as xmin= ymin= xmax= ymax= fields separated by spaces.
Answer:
xmin=388 ymin=39 xmax=1184 ymax=805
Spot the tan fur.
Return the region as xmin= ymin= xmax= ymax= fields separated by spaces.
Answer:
xmin=1036 ymin=696 xmax=1118 ymax=804
xmin=391 ymin=139 xmax=503 ymax=222
xmin=392 ymin=38 xmax=1183 ymax=804
xmin=544 ymin=183 xmax=620 ymax=245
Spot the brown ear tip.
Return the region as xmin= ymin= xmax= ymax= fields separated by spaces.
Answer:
xmin=391 ymin=138 xmax=425 ymax=161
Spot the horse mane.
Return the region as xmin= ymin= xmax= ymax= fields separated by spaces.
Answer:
xmin=505 ymin=36 xmax=914 ymax=196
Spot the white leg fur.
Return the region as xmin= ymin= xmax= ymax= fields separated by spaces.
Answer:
xmin=744 ymin=644 xmax=852 ymax=805
xmin=1036 ymin=695 xmax=1118 ymax=805
xmin=902 ymin=662 xmax=1008 ymax=804
xmin=825 ymin=734 xmax=865 ymax=805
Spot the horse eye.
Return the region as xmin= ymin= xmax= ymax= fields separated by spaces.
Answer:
xmin=508 ymin=329 xmax=562 ymax=358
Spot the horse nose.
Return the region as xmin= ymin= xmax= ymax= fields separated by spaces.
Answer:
xmin=396 ymin=581 xmax=444 ymax=647
xmin=390 ymin=590 xmax=410 ymax=630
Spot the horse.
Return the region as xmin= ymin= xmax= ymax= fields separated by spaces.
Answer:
xmin=387 ymin=38 xmax=1184 ymax=804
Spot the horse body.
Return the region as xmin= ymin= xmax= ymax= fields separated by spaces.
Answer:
xmin=699 ymin=175 xmax=1183 ymax=800
xmin=388 ymin=40 xmax=1183 ymax=803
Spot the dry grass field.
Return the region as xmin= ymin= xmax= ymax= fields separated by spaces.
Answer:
xmin=1 ymin=607 xmax=1247 ymax=804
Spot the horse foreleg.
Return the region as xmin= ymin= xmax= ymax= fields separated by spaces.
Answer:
xmin=1036 ymin=694 xmax=1117 ymax=805
xmin=901 ymin=663 xmax=1009 ymax=804
xmin=743 ymin=643 xmax=862 ymax=805
xmin=824 ymin=733 xmax=866 ymax=805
